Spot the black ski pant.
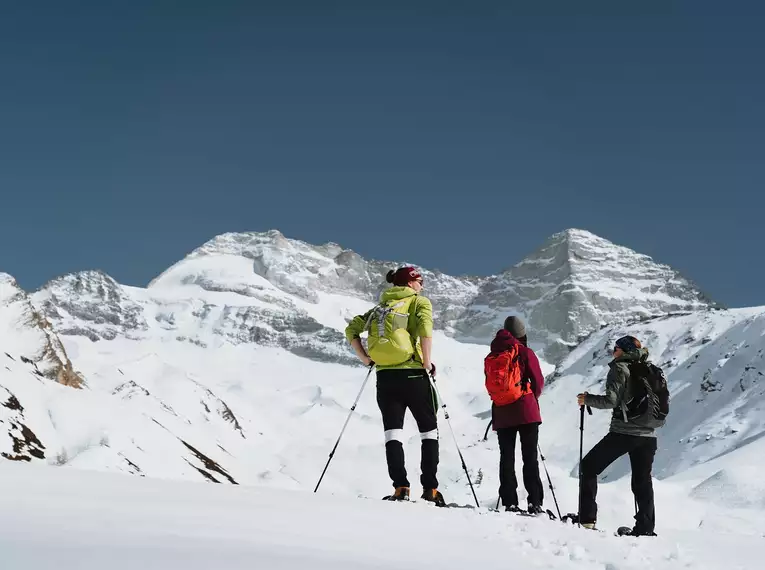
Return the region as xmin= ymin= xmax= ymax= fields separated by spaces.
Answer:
xmin=497 ymin=423 xmax=544 ymax=509
xmin=376 ymin=368 xmax=439 ymax=490
xmin=579 ymin=432 xmax=657 ymax=532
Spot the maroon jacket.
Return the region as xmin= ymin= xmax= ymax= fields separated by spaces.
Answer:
xmin=489 ymin=330 xmax=545 ymax=429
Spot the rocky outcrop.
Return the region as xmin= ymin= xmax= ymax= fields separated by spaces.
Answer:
xmin=0 ymin=273 xmax=83 ymax=388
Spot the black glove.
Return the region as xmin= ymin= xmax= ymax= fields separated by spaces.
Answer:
xmin=427 ymin=363 xmax=436 ymax=379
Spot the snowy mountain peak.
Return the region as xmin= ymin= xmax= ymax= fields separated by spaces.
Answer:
xmin=183 ymin=230 xmax=345 ymax=264
xmin=151 ymin=230 xmax=389 ymax=305
xmin=34 ymin=270 xmax=148 ymax=342
xmin=516 ymin=227 xmax=659 ymax=273
xmin=454 ymin=228 xmax=715 ymax=360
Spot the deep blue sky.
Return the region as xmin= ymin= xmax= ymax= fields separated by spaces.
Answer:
xmin=1 ymin=1 xmax=763 ymax=307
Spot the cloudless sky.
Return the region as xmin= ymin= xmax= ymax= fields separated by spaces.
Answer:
xmin=0 ymin=1 xmax=763 ymax=307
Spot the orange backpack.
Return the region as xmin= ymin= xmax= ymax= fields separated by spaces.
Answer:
xmin=484 ymin=345 xmax=530 ymax=406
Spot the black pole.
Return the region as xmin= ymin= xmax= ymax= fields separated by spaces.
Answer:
xmin=576 ymin=405 xmax=593 ymax=525
xmin=538 ymin=444 xmax=562 ymax=520
xmin=485 ymin=417 xmax=495 ymax=507
xmin=483 ymin=419 xmax=493 ymax=441
xmin=314 ymin=365 xmax=374 ymax=493
xmin=577 ymin=405 xmax=585 ymax=527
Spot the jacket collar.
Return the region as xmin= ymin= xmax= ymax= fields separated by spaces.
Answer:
xmin=490 ymin=329 xmax=522 ymax=353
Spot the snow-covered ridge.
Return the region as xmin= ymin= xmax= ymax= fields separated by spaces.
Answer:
xmin=146 ymin=228 xmax=715 ymax=363
xmin=34 ymin=258 xmax=360 ymax=366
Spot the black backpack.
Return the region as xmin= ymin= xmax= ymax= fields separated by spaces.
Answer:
xmin=624 ymin=361 xmax=670 ymax=429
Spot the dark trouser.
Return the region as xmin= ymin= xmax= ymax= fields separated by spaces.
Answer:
xmin=497 ymin=423 xmax=544 ymax=508
xmin=579 ymin=432 xmax=657 ymax=532
xmin=376 ymin=368 xmax=439 ymax=490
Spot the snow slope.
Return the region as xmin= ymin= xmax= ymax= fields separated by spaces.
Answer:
xmin=2 ymin=227 xmax=765 ymax=568
xmin=5 ymin=280 xmax=765 ymax=526
xmin=1 ymin=460 xmax=763 ymax=570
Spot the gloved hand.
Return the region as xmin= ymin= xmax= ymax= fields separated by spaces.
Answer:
xmin=427 ymin=363 xmax=436 ymax=379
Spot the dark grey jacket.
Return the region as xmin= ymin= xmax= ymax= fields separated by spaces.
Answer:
xmin=584 ymin=348 xmax=656 ymax=438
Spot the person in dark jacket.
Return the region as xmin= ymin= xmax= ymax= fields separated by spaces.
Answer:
xmin=576 ymin=335 xmax=658 ymax=536
xmin=491 ymin=316 xmax=546 ymax=514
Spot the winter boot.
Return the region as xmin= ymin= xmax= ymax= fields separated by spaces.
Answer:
xmin=526 ymin=504 xmax=544 ymax=516
xmin=505 ymin=504 xmax=524 ymax=513
xmin=383 ymin=486 xmax=410 ymax=501
xmin=421 ymin=488 xmax=446 ymax=507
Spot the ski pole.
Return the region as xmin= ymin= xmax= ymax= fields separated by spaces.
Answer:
xmin=482 ymin=419 xmax=493 ymax=441
xmin=538 ymin=444 xmax=562 ymax=521
xmin=428 ymin=374 xmax=480 ymax=508
xmin=314 ymin=364 xmax=374 ymax=493
xmin=577 ymin=404 xmax=592 ymax=526
xmin=484 ymin=419 xmax=499 ymax=509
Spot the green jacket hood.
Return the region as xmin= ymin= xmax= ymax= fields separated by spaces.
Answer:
xmin=380 ymin=286 xmax=418 ymax=302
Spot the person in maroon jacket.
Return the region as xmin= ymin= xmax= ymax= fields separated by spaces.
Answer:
xmin=491 ymin=316 xmax=546 ymax=514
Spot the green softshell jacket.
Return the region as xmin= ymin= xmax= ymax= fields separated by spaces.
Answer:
xmin=345 ymin=286 xmax=433 ymax=371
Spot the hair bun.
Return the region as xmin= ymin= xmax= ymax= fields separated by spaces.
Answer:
xmin=385 ymin=270 xmax=395 ymax=283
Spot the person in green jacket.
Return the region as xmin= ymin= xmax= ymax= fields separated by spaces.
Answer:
xmin=345 ymin=266 xmax=444 ymax=506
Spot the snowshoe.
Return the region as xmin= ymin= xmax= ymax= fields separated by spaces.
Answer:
xmin=526 ymin=505 xmax=556 ymax=519
xmin=616 ymin=526 xmax=657 ymax=537
xmin=443 ymin=501 xmax=477 ymax=509
xmin=504 ymin=504 xmax=559 ymax=521
xmin=561 ymin=512 xmax=579 ymax=524
xmin=561 ymin=514 xmax=598 ymax=529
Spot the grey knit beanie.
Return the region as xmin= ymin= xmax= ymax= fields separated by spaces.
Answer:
xmin=503 ymin=316 xmax=526 ymax=339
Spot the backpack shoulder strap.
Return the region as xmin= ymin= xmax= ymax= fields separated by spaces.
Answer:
xmin=363 ymin=294 xmax=419 ymax=335
xmin=363 ymin=302 xmax=384 ymax=333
